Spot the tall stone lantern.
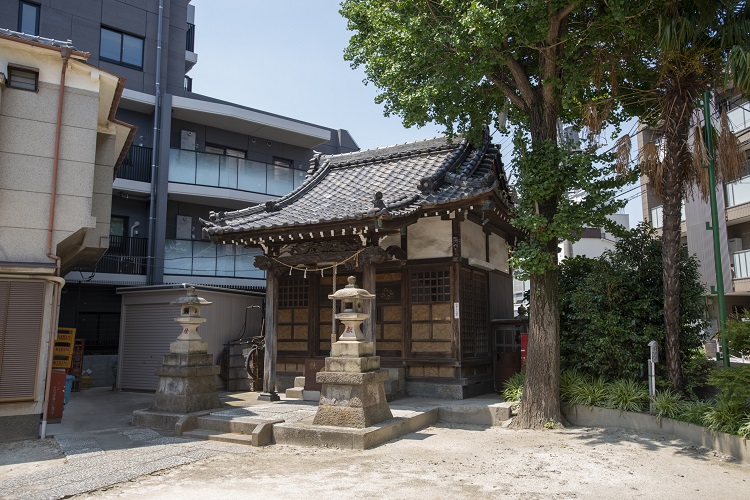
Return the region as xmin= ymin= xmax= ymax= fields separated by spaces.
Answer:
xmin=150 ymin=287 xmax=221 ymax=414
xmin=313 ymin=277 xmax=393 ymax=428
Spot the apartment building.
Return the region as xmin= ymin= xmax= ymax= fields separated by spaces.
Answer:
xmin=0 ymin=0 xmax=358 ymax=375
xmin=640 ymin=91 xmax=750 ymax=338
xmin=0 ymin=29 xmax=135 ymax=441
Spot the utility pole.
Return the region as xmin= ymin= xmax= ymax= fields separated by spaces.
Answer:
xmin=702 ymin=91 xmax=730 ymax=368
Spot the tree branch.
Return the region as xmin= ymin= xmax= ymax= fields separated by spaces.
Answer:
xmin=496 ymin=50 xmax=538 ymax=108
xmin=488 ymin=74 xmax=527 ymax=110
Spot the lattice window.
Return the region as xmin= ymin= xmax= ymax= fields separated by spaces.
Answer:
xmin=410 ymin=270 xmax=450 ymax=303
xmin=376 ymin=276 xmax=403 ymax=357
xmin=279 ymin=278 xmax=308 ymax=308
xmin=461 ymin=269 xmax=489 ymax=358
xmin=278 ymin=278 xmax=309 ymax=353
xmin=410 ymin=269 xmax=452 ymax=357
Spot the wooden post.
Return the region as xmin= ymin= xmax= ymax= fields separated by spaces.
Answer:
xmin=362 ymin=259 xmax=376 ymax=349
xmin=262 ymin=270 xmax=279 ymax=399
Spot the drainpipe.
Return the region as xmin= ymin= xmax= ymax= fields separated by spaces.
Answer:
xmin=147 ymin=0 xmax=164 ymax=285
xmin=40 ymin=47 xmax=71 ymax=440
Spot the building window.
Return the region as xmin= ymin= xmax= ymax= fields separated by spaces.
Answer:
xmin=18 ymin=1 xmax=40 ymax=36
xmin=100 ymin=27 xmax=144 ymax=69
xmin=273 ymin=157 xmax=294 ymax=169
xmin=7 ymin=64 xmax=38 ymax=91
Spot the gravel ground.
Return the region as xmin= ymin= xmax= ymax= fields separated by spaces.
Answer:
xmin=73 ymin=423 xmax=749 ymax=500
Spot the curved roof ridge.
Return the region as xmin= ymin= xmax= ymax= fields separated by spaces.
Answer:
xmin=323 ymin=135 xmax=460 ymax=167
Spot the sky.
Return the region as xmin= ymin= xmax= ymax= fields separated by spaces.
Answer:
xmin=189 ymin=0 xmax=643 ymax=224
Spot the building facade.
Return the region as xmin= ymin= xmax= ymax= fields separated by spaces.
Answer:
xmin=639 ymin=90 xmax=750 ymax=348
xmin=0 ymin=29 xmax=134 ymax=441
xmin=0 ymin=1 xmax=357 ymax=372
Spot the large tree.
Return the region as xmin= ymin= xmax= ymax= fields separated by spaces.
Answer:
xmin=638 ymin=0 xmax=750 ymax=391
xmin=341 ymin=0 xmax=640 ymax=428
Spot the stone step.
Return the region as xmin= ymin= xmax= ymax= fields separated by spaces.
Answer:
xmin=182 ymin=428 xmax=255 ymax=446
xmin=285 ymin=387 xmax=304 ymax=399
xmin=196 ymin=414 xmax=259 ymax=434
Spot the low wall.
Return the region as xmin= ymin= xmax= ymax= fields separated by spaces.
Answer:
xmin=562 ymin=403 xmax=749 ymax=463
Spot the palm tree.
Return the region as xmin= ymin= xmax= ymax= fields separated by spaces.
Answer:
xmin=640 ymin=0 xmax=750 ymax=391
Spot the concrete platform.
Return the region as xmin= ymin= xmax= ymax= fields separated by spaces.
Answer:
xmin=172 ymin=393 xmax=513 ymax=450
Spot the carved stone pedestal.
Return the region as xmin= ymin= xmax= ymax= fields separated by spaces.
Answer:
xmin=150 ymin=349 xmax=221 ymax=413
xmin=313 ymin=341 xmax=393 ymax=428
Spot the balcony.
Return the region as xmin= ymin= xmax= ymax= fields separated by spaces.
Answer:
xmin=164 ymin=239 xmax=264 ymax=279
xmin=727 ymin=104 xmax=750 ymax=134
xmin=733 ymin=249 xmax=750 ymax=279
xmin=97 ymin=236 xmax=148 ymax=275
xmin=186 ymin=23 xmax=195 ymax=52
xmin=117 ymin=145 xmax=152 ymax=183
xmin=168 ymin=149 xmax=307 ymax=196
xmin=725 ymin=175 xmax=750 ymax=208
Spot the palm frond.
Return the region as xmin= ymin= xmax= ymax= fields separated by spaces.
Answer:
xmin=717 ymin=107 xmax=746 ymax=183
xmin=614 ymin=134 xmax=632 ymax=177
xmin=642 ymin=142 xmax=663 ymax=198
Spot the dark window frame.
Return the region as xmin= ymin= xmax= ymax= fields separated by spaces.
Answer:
xmin=18 ymin=1 xmax=40 ymax=36
xmin=7 ymin=64 xmax=39 ymax=91
xmin=99 ymin=26 xmax=144 ymax=70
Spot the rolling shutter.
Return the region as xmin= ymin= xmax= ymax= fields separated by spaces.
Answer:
xmin=120 ymin=303 xmax=175 ymax=391
xmin=0 ymin=281 xmax=45 ymax=401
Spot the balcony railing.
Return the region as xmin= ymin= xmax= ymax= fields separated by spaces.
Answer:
xmin=97 ymin=235 xmax=148 ymax=275
xmin=164 ymin=239 xmax=265 ymax=279
xmin=727 ymin=104 xmax=750 ymax=133
xmin=725 ymin=175 xmax=750 ymax=208
xmin=168 ymin=149 xmax=307 ymax=196
xmin=117 ymin=145 xmax=152 ymax=183
xmin=733 ymin=249 xmax=750 ymax=279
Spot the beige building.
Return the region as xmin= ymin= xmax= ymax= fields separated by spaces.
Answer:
xmin=0 ymin=30 xmax=134 ymax=441
xmin=640 ymin=91 xmax=750 ymax=343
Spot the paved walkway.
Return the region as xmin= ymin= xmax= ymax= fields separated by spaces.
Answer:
xmin=0 ymin=388 xmax=504 ymax=499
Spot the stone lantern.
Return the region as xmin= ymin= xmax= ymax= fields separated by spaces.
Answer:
xmin=329 ymin=276 xmax=375 ymax=341
xmin=313 ymin=277 xmax=392 ymax=428
xmin=149 ymin=286 xmax=221 ymax=414
xmin=171 ymin=286 xmax=211 ymax=352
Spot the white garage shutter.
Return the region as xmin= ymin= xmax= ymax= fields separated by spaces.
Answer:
xmin=120 ymin=303 xmax=175 ymax=391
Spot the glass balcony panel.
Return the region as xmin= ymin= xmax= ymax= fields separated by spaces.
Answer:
xmin=725 ymin=176 xmax=750 ymax=208
xmin=169 ymin=149 xmax=197 ymax=184
xmin=238 ymin=159 xmax=267 ymax=193
xmin=191 ymin=241 xmax=217 ymax=276
xmin=733 ymin=249 xmax=750 ymax=279
xmin=267 ymin=164 xmax=294 ymax=196
xmin=727 ymin=106 xmax=750 ymax=133
xmin=196 ymin=152 xmax=220 ymax=186
xmin=235 ymin=247 xmax=265 ymax=278
xmin=219 ymin=156 xmax=239 ymax=189
xmin=216 ymin=244 xmax=236 ymax=277
xmin=164 ymin=239 xmax=193 ymax=275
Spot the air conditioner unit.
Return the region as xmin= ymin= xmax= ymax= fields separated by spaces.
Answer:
xmin=728 ymin=238 xmax=743 ymax=254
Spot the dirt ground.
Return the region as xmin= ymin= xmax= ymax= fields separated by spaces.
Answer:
xmin=75 ymin=423 xmax=749 ymax=500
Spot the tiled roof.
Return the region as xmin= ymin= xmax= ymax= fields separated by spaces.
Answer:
xmin=203 ymin=127 xmax=512 ymax=238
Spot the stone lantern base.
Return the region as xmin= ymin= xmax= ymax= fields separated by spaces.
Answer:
xmin=150 ymin=340 xmax=221 ymax=414
xmin=313 ymin=341 xmax=393 ymax=428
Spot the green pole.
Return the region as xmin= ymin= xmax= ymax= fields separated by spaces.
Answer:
xmin=702 ymin=91 xmax=730 ymax=368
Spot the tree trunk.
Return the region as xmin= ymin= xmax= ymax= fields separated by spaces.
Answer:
xmin=512 ymin=102 xmax=563 ymax=429
xmin=513 ymin=265 xmax=562 ymax=428
xmin=660 ymin=80 xmax=697 ymax=393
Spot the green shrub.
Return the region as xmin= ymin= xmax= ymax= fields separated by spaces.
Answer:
xmin=703 ymin=394 xmax=747 ymax=434
xmin=651 ymin=390 xmax=683 ymax=420
xmin=559 ymin=224 xmax=708 ymax=385
xmin=723 ymin=311 xmax=750 ymax=358
xmin=502 ymin=371 xmax=525 ymax=403
xmin=738 ymin=416 xmax=750 ymax=439
xmin=569 ymin=376 xmax=608 ymax=406
xmin=605 ymin=379 xmax=648 ymax=412
xmin=676 ymin=399 xmax=712 ymax=426
xmin=560 ymin=369 xmax=587 ymax=403
xmin=709 ymin=365 xmax=750 ymax=404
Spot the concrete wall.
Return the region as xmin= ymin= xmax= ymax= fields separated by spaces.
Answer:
xmin=0 ymin=0 xmax=191 ymax=97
